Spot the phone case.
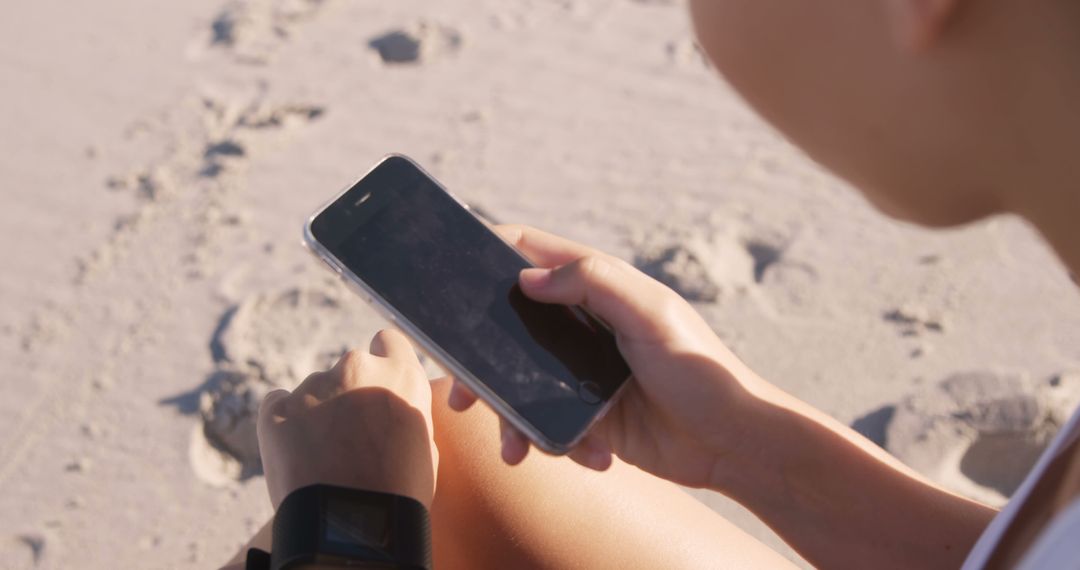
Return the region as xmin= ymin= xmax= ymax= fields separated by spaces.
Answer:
xmin=302 ymin=153 xmax=628 ymax=454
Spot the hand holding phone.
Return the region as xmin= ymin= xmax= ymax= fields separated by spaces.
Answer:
xmin=306 ymin=156 xmax=763 ymax=487
xmin=306 ymin=156 xmax=632 ymax=455
xmin=450 ymin=224 xmax=765 ymax=487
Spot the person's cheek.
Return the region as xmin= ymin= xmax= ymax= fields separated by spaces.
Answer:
xmin=688 ymin=0 xmax=767 ymax=92
xmin=686 ymin=0 xmax=838 ymax=156
xmin=689 ymin=1 xmax=927 ymax=223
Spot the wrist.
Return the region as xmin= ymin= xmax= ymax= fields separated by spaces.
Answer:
xmin=707 ymin=380 xmax=857 ymax=517
xmin=704 ymin=377 xmax=792 ymax=501
xmin=268 ymin=484 xmax=432 ymax=570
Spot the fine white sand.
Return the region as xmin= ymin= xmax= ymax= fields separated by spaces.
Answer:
xmin=2 ymin=0 xmax=1080 ymax=568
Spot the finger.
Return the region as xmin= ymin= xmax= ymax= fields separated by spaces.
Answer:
xmin=499 ymin=418 xmax=530 ymax=466
xmin=257 ymin=388 xmax=292 ymax=426
xmin=519 ymin=255 xmax=670 ymax=336
xmin=447 ymin=380 xmax=479 ymax=412
xmin=289 ymin=369 xmax=338 ymax=401
xmin=369 ymin=328 xmax=415 ymax=361
xmin=494 ymin=224 xmax=599 ymax=268
xmin=567 ymin=434 xmax=614 ymax=472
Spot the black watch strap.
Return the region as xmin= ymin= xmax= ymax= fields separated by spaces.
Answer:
xmin=271 ymin=484 xmax=431 ymax=570
xmin=245 ymin=547 xmax=271 ymax=570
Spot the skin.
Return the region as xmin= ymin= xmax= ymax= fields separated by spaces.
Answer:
xmin=256 ymin=330 xmax=438 ymax=511
xmin=225 ymin=0 xmax=1080 ymax=567
xmin=453 ymin=225 xmax=994 ymax=569
xmin=220 ymin=330 xmax=438 ymax=567
xmin=427 ymin=376 xmax=791 ymax=569
xmin=224 ymin=328 xmax=794 ymax=570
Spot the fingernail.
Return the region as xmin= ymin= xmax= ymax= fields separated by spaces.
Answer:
xmin=448 ymin=388 xmax=465 ymax=410
xmin=520 ymin=268 xmax=551 ymax=288
xmin=500 ymin=431 xmax=515 ymax=464
xmin=589 ymin=449 xmax=609 ymax=470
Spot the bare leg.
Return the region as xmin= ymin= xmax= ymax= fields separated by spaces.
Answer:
xmin=428 ymin=379 xmax=795 ymax=569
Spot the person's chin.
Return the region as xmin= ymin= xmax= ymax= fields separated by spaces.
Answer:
xmin=862 ymin=186 xmax=996 ymax=229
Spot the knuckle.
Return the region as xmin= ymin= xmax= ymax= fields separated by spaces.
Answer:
xmin=497 ymin=223 xmax=527 ymax=245
xmin=500 ymin=223 xmax=528 ymax=234
xmin=299 ymin=371 xmax=322 ymax=384
xmin=653 ymin=290 xmax=688 ymax=318
xmin=340 ymin=349 xmax=362 ymax=366
xmin=576 ymin=255 xmax=610 ymax=281
xmin=259 ymin=389 xmax=291 ymax=419
xmin=609 ymin=256 xmax=637 ymax=274
xmin=299 ymin=369 xmax=333 ymax=390
xmin=648 ymin=288 xmax=694 ymax=333
xmin=340 ymin=349 xmax=371 ymax=371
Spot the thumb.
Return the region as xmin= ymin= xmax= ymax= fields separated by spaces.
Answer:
xmin=518 ymin=255 xmax=671 ymax=337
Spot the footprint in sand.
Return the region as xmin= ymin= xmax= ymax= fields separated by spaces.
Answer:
xmin=15 ymin=532 xmax=47 ymax=567
xmin=190 ymin=284 xmax=383 ymax=482
xmin=189 ymin=282 xmax=443 ymax=483
xmin=84 ymin=97 xmax=323 ymax=287
xmin=206 ymin=0 xmax=329 ymax=64
xmin=368 ymin=22 xmax=462 ymax=65
xmin=105 ymin=166 xmax=174 ymax=202
xmin=235 ymin=101 xmax=324 ymax=130
xmin=103 ymin=98 xmax=322 ymax=199
xmin=633 ymin=223 xmax=756 ymax=303
xmin=883 ymin=303 xmax=949 ymax=337
xmin=868 ymin=370 xmax=1080 ymax=505
xmin=632 ymin=220 xmax=812 ymax=312
xmin=198 ymin=99 xmax=325 ymax=179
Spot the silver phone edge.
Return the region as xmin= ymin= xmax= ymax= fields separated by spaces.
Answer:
xmin=301 ymin=153 xmax=631 ymax=455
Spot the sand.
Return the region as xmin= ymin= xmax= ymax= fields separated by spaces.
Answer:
xmin=2 ymin=0 xmax=1080 ymax=568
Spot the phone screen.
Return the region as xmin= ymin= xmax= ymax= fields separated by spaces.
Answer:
xmin=310 ymin=156 xmax=630 ymax=448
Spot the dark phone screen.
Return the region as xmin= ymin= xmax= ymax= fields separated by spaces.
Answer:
xmin=311 ymin=157 xmax=630 ymax=448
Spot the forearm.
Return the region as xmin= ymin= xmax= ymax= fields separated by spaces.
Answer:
xmin=714 ymin=386 xmax=996 ymax=570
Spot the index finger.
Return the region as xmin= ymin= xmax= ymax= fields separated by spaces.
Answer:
xmin=494 ymin=224 xmax=599 ymax=268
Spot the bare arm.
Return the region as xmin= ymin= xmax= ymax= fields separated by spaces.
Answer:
xmin=459 ymin=225 xmax=998 ymax=570
xmin=714 ymin=383 xmax=996 ymax=569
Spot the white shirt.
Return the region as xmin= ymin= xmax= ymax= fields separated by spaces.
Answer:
xmin=961 ymin=406 xmax=1080 ymax=569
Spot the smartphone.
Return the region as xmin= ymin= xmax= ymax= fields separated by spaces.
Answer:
xmin=303 ymin=155 xmax=631 ymax=453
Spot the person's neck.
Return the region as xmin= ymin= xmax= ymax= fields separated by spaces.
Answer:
xmin=999 ymin=136 xmax=1080 ymax=281
xmin=1007 ymin=103 xmax=1080 ymax=279
xmin=1001 ymin=26 xmax=1080 ymax=281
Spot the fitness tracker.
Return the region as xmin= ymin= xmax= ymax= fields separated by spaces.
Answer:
xmin=246 ymin=484 xmax=431 ymax=570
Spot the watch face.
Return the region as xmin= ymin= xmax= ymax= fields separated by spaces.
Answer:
xmin=295 ymin=561 xmax=397 ymax=565
xmin=298 ymin=561 xmax=399 ymax=565
xmin=324 ymin=497 xmax=391 ymax=551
